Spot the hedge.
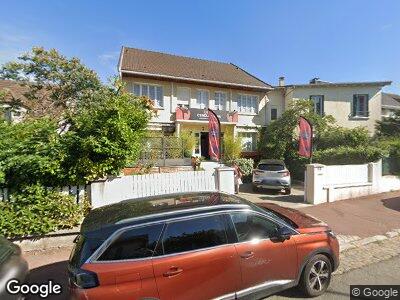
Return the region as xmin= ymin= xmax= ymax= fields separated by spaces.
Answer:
xmin=0 ymin=185 xmax=84 ymax=238
xmin=313 ymin=146 xmax=384 ymax=165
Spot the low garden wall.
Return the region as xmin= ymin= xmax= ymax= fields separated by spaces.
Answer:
xmin=305 ymin=160 xmax=400 ymax=204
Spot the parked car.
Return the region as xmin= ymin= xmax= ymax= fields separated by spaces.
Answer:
xmin=0 ymin=236 xmax=29 ymax=300
xmin=68 ymin=192 xmax=339 ymax=300
xmin=252 ymin=159 xmax=291 ymax=194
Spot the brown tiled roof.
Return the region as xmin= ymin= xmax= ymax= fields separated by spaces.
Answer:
xmin=0 ymin=79 xmax=31 ymax=108
xmin=382 ymin=92 xmax=400 ymax=107
xmin=119 ymin=47 xmax=272 ymax=90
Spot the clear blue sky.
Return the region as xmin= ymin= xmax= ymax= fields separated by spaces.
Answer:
xmin=1 ymin=0 xmax=399 ymax=93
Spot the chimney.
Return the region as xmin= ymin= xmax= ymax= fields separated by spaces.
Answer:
xmin=278 ymin=76 xmax=285 ymax=86
xmin=309 ymin=77 xmax=320 ymax=84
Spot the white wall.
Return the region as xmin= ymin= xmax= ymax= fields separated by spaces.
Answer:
xmin=305 ymin=160 xmax=400 ymax=204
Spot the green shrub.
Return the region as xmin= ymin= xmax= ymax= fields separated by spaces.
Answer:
xmin=225 ymin=158 xmax=254 ymax=176
xmin=223 ymin=135 xmax=242 ymax=161
xmin=317 ymin=126 xmax=370 ymax=150
xmin=313 ymin=146 xmax=384 ymax=165
xmin=180 ymin=131 xmax=196 ymax=157
xmin=0 ymin=185 xmax=83 ymax=238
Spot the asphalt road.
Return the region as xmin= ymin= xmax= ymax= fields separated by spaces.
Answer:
xmin=269 ymin=254 xmax=400 ymax=299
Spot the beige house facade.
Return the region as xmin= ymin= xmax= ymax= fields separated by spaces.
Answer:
xmin=268 ymin=78 xmax=391 ymax=134
xmin=118 ymin=47 xmax=392 ymax=157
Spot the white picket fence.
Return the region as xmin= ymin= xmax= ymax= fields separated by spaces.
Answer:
xmin=91 ymin=170 xmax=218 ymax=208
xmin=0 ymin=185 xmax=88 ymax=204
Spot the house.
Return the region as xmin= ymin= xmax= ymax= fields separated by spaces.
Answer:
xmin=381 ymin=92 xmax=400 ymax=117
xmin=118 ymin=47 xmax=272 ymax=158
xmin=268 ymin=77 xmax=392 ymax=134
xmin=119 ymin=47 xmax=392 ymax=157
xmin=0 ymin=80 xmax=29 ymax=123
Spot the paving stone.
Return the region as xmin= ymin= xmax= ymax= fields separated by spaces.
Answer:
xmin=385 ymin=231 xmax=399 ymax=238
xmin=335 ymin=235 xmax=400 ymax=275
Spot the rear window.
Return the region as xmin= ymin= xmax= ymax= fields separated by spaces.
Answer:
xmin=162 ymin=215 xmax=227 ymax=255
xmin=98 ymin=224 xmax=163 ymax=261
xmin=257 ymin=164 xmax=285 ymax=171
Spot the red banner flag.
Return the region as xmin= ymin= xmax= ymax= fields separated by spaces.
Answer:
xmin=208 ymin=108 xmax=221 ymax=161
xmin=298 ymin=117 xmax=313 ymax=158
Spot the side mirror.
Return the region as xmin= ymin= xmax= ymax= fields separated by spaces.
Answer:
xmin=271 ymin=227 xmax=291 ymax=242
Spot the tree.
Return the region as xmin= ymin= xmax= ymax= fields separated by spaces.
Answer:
xmin=59 ymin=80 xmax=153 ymax=183
xmin=0 ymin=47 xmax=103 ymax=120
xmin=376 ymin=111 xmax=400 ymax=137
xmin=259 ymin=99 xmax=335 ymax=160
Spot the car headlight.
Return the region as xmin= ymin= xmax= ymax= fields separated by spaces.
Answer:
xmin=327 ymin=230 xmax=336 ymax=239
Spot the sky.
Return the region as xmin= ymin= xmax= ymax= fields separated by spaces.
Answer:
xmin=1 ymin=0 xmax=399 ymax=93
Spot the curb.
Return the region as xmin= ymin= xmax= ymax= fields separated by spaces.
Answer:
xmin=12 ymin=227 xmax=80 ymax=252
xmin=339 ymin=229 xmax=400 ymax=252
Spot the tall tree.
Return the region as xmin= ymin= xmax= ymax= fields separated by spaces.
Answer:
xmin=0 ymin=47 xmax=103 ymax=119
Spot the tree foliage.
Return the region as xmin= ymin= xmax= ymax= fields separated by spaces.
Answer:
xmin=0 ymin=47 xmax=103 ymax=119
xmin=259 ymin=99 xmax=335 ymax=160
xmin=60 ymin=83 xmax=153 ymax=183
xmin=375 ymin=111 xmax=400 ymax=137
xmin=316 ymin=126 xmax=370 ymax=150
xmin=0 ymin=48 xmax=153 ymax=188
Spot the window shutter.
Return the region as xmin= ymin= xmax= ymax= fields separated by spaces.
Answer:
xmin=321 ymin=96 xmax=325 ymax=116
xmin=352 ymin=95 xmax=357 ymax=117
xmin=365 ymin=94 xmax=369 ymax=117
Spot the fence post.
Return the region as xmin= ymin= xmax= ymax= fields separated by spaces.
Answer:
xmin=162 ymin=136 xmax=166 ymax=167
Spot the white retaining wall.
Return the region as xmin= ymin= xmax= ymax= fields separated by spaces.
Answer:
xmin=305 ymin=160 xmax=400 ymax=204
xmin=90 ymin=167 xmax=235 ymax=208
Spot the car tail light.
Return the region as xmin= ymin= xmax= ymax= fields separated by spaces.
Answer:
xmin=279 ymin=171 xmax=290 ymax=177
xmin=70 ymin=268 xmax=99 ymax=289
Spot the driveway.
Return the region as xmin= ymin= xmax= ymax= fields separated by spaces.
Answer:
xmin=239 ymin=182 xmax=310 ymax=209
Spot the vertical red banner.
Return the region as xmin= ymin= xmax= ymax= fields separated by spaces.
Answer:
xmin=208 ymin=109 xmax=221 ymax=161
xmin=298 ymin=117 xmax=313 ymax=158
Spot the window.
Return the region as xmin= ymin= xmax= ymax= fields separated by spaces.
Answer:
xmin=3 ymin=107 xmax=12 ymax=122
xmin=196 ymin=90 xmax=209 ymax=109
xmin=237 ymin=94 xmax=257 ymax=113
xmin=310 ymin=95 xmax=324 ymax=115
xmin=162 ymin=215 xmax=227 ymax=255
xmin=238 ymin=132 xmax=257 ymax=151
xmin=133 ymin=84 xmax=164 ymax=108
xmin=352 ymin=94 xmax=369 ymax=117
xmin=98 ymin=224 xmax=163 ymax=261
xmin=270 ymin=107 xmax=278 ymax=120
xmin=214 ymin=92 xmax=226 ymax=110
xmin=177 ymin=87 xmax=190 ymax=108
xmin=257 ymin=163 xmax=285 ymax=171
xmin=231 ymin=212 xmax=280 ymax=242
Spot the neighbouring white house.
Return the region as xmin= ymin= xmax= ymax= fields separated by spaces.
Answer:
xmin=381 ymin=92 xmax=400 ymax=117
xmin=268 ymin=77 xmax=392 ymax=134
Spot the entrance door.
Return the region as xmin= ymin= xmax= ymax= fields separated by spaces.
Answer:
xmin=200 ymin=132 xmax=209 ymax=159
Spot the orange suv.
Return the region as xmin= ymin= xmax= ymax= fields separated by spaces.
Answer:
xmin=68 ymin=192 xmax=339 ymax=299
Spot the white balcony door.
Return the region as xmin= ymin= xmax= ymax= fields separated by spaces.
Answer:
xmin=177 ymin=87 xmax=190 ymax=108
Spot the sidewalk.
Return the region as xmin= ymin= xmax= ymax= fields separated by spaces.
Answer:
xmin=298 ymin=190 xmax=400 ymax=237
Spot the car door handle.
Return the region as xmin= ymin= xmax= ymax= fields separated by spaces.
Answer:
xmin=163 ymin=267 xmax=183 ymax=277
xmin=240 ymin=251 xmax=254 ymax=259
